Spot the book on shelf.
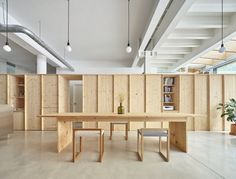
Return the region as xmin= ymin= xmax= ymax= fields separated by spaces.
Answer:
xmin=164 ymin=77 xmax=174 ymax=85
xmin=164 ymin=86 xmax=172 ymax=92
xmin=163 ymin=106 xmax=174 ymax=110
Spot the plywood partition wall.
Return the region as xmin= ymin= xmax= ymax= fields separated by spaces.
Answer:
xmin=194 ymin=75 xmax=209 ymax=130
xmin=25 ymin=75 xmax=41 ymax=130
xmin=41 ymin=75 xmax=58 ymax=130
xmin=82 ymin=75 xmax=98 ymax=128
xmin=145 ymin=75 xmax=162 ymax=128
xmin=58 ymin=76 xmax=69 ymax=113
xmin=2 ymin=74 xmax=236 ymax=132
xmin=209 ymin=75 xmax=223 ymax=131
xmin=113 ymin=75 xmax=129 ymax=130
xmin=0 ymin=75 xmax=7 ymax=104
xmin=97 ymin=75 xmax=113 ymax=130
xmin=129 ymin=75 xmax=145 ymax=130
xmin=179 ymin=75 xmax=194 ymax=131
xmin=223 ymin=75 xmax=236 ymax=131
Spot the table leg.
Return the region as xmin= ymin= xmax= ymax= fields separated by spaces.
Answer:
xmin=57 ymin=119 xmax=72 ymax=152
xmin=169 ymin=121 xmax=187 ymax=152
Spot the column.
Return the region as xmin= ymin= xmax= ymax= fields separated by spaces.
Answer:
xmin=37 ymin=54 xmax=47 ymax=74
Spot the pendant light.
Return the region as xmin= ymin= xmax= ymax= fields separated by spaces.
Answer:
xmin=126 ymin=0 xmax=132 ymax=53
xmin=219 ymin=0 xmax=225 ymax=53
xmin=65 ymin=0 xmax=72 ymax=52
xmin=3 ymin=0 xmax=11 ymax=52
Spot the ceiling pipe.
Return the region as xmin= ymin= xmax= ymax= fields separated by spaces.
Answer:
xmin=0 ymin=23 xmax=74 ymax=71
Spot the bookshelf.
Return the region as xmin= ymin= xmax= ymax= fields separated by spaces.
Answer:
xmin=8 ymin=75 xmax=25 ymax=130
xmin=15 ymin=76 xmax=25 ymax=111
xmin=162 ymin=75 xmax=179 ymax=112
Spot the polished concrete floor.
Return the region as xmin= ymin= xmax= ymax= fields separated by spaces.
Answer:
xmin=0 ymin=131 xmax=235 ymax=179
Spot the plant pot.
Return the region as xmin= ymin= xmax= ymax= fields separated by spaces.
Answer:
xmin=229 ymin=124 xmax=236 ymax=135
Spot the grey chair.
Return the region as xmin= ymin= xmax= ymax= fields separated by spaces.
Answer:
xmin=137 ymin=128 xmax=170 ymax=162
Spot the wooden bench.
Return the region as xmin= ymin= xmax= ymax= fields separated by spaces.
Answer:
xmin=110 ymin=122 xmax=129 ymax=140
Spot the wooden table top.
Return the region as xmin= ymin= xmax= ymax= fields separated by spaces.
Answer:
xmin=39 ymin=112 xmax=205 ymax=122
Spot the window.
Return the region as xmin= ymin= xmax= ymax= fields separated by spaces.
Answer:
xmin=7 ymin=62 xmax=16 ymax=73
xmin=216 ymin=61 xmax=236 ymax=74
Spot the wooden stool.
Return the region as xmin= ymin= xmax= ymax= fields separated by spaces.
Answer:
xmin=73 ymin=128 xmax=104 ymax=162
xmin=110 ymin=122 xmax=129 ymax=140
xmin=137 ymin=128 xmax=170 ymax=162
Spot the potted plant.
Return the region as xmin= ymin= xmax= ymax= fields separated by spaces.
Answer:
xmin=217 ymin=98 xmax=236 ymax=135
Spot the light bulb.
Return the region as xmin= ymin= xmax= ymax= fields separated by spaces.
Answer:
xmin=126 ymin=45 xmax=132 ymax=53
xmin=3 ymin=42 xmax=11 ymax=52
xmin=66 ymin=42 xmax=72 ymax=52
xmin=219 ymin=43 xmax=226 ymax=53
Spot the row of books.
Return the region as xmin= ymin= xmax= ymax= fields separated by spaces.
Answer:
xmin=163 ymin=77 xmax=175 ymax=85
xmin=164 ymin=86 xmax=172 ymax=92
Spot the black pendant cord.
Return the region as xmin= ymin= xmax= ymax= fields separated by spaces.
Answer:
xmin=67 ymin=0 xmax=70 ymax=45
xmin=127 ymin=0 xmax=130 ymax=46
xmin=6 ymin=0 xmax=8 ymax=44
xmin=221 ymin=0 xmax=223 ymax=45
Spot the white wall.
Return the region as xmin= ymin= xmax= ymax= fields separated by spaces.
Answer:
xmin=0 ymin=60 xmax=7 ymax=73
xmin=57 ymin=60 xmax=144 ymax=74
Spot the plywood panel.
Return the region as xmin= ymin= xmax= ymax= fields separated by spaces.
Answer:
xmin=42 ymin=75 xmax=58 ymax=130
xmin=42 ymin=107 xmax=57 ymax=130
xmin=179 ymin=75 xmax=194 ymax=131
xmin=58 ymin=75 xmax=69 ymax=113
xmin=145 ymin=75 xmax=162 ymax=128
xmin=98 ymin=75 xmax=113 ymax=130
xmin=209 ymin=75 xmax=223 ymax=131
xmin=42 ymin=75 xmax=58 ymax=108
xmin=113 ymin=75 xmax=129 ymax=130
xmin=82 ymin=75 xmax=97 ymax=128
xmin=129 ymin=75 xmax=145 ymax=130
xmin=223 ymin=75 xmax=236 ymax=131
xmin=0 ymin=75 xmax=7 ymax=104
xmin=8 ymin=75 xmax=17 ymax=108
xmin=194 ymin=75 xmax=208 ymax=130
xmin=13 ymin=111 xmax=24 ymax=130
xmin=25 ymin=75 xmax=41 ymax=130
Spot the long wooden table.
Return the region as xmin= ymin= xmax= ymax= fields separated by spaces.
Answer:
xmin=40 ymin=113 xmax=198 ymax=153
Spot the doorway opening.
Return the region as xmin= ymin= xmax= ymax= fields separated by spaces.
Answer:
xmin=69 ymin=79 xmax=83 ymax=129
xmin=69 ymin=80 xmax=83 ymax=112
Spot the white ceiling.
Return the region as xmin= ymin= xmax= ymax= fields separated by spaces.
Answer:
xmin=3 ymin=0 xmax=236 ymax=73
xmin=8 ymin=0 xmax=157 ymax=67
xmin=135 ymin=0 xmax=236 ymax=72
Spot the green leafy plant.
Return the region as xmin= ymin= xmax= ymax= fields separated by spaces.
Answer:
xmin=217 ymin=98 xmax=236 ymax=123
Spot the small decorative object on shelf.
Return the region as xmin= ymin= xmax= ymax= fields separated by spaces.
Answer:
xmin=164 ymin=94 xmax=172 ymax=102
xmin=118 ymin=93 xmax=125 ymax=114
xmin=164 ymin=86 xmax=172 ymax=92
xmin=19 ymin=88 xmax=24 ymax=97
